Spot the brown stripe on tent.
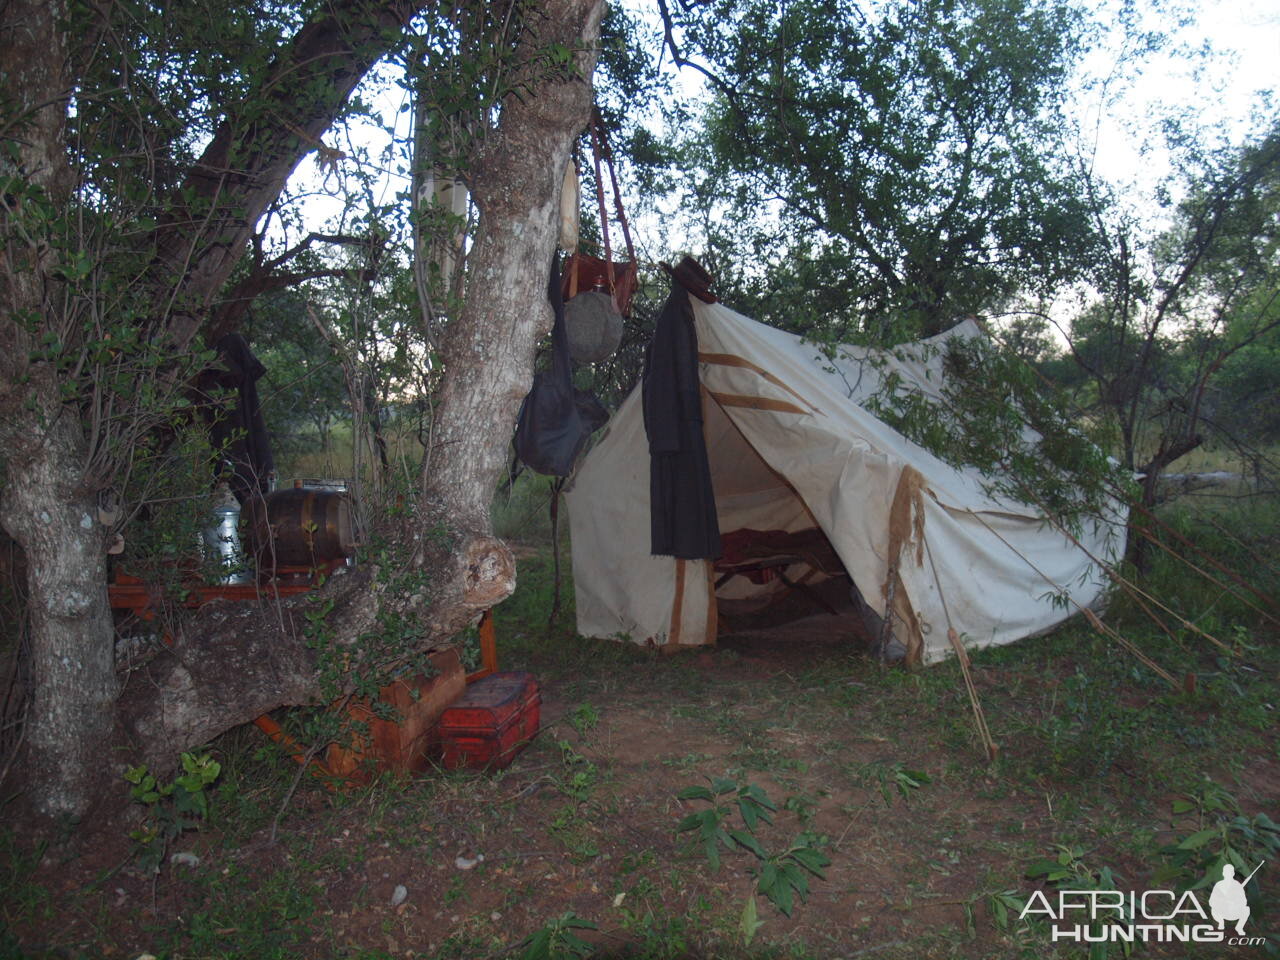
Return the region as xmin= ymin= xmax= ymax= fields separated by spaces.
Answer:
xmin=705 ymin=561 xmax=718 ymax=643
xmin=884 ymin=466 xmax=927 ymax=665
xmin=708 ymin=392 xmax=809 ymax=416
xmin=667 ymin=557 xmax=687 ymax=648
xmin=698 ymin=352 xmax=823 ymax=414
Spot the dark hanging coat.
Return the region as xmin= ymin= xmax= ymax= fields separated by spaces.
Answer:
xmin=642 ymin=284 xmax=721 ymax=559
xmin=201 ymin=333 xmax=275 ymax=506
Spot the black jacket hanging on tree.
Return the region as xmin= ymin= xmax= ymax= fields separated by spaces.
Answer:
xmin=199 ymin=333 xmax=275 ymax=506
xmin=642 ymin=280 xmax=721 ymax=559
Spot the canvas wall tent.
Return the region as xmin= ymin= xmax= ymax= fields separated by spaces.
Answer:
xmin=565 ymin=295 xmax=1127 ymax=664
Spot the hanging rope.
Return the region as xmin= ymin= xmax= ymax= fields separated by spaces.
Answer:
xmin=588 ymin=113 xmax=616 ymax=293
xmin=563 ymin=108 xmax=639 ymax=316
xmin=593 ymin=107 xmax=636 ymax=265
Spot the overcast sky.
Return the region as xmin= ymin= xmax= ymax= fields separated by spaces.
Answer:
xmin=283 ymin=0 xmax=1279 ymax=252
xmin=1084 ymin=0 xmax=1278 ymax=197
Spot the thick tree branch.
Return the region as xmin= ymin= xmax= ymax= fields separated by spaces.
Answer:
xmin=209 ymin=230 xmax=388 ymax=339
xmin=148 ymin=0 xmax=425 ymax=352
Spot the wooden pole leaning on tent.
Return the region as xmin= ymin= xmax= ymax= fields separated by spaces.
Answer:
xmin=885 ymin=320 xmax=1243 ymax=678
xmin=947 ymin=629 xmax=999 ymax=764
xmin=912 ymin=499 xmax=1000 ymax=764
xmin=963 ymin=506 xmax=1179 ymax=688
xmin=995 ymin=469 xmax=1248 ymax=662
xmin=1128 ymin=506 xmax=1280 ymax=628
xmin=919 ymin=442 xmax=1186 ymax=688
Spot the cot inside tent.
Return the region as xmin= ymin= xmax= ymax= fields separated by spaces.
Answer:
xmin=564 ymin=295 xmax=1126 ymax=664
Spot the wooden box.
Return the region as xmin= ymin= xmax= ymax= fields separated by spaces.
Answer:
xmin=325 ymin=647 xmax=466 ymax=782
xmin=438 ymin=672 xmax=541 ymax=771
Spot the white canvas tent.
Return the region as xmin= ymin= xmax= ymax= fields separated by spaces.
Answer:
xmin=565 ymin=296 xmax=1125 ymax=664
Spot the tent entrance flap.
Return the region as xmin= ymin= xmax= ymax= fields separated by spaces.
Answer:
xmin=702 ymin=387 xmax=912 ymax=658
xmin=702 ymin=391 xmax=855 ymax=623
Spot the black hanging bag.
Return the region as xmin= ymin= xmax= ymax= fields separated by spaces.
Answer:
xmin=514 ymin=263 xmax=605 ymax=476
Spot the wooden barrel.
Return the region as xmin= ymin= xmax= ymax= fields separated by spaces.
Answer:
xmin=246 ymin=488 xmax=355 ymax=569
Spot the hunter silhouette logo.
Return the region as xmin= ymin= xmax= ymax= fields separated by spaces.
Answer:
xmin=1020 ymin=860 xmax=1267 ymax=946
xmin=1210 ymin=862 xmax=1263 ymax=935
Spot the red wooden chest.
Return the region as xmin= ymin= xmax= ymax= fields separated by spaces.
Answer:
xmin=438 ymin=672 xmax=541 ymax=770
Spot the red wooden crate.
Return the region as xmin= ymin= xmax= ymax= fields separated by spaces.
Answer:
xmin=438 ymin=672 xmax=541 ymax=771
xmin=325 ymin=647 xmax=466 ymax=784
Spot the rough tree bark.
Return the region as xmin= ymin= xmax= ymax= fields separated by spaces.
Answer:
xmin=4 ymin=0 xmax=602 ymax=819
xmin=0 ymin=0 xmax=120 ymax=819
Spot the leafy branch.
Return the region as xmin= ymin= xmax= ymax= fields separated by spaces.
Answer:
xmin=124 ymin=751 xmax=222 ymax=875
xmin=676 ymin=777 xmax=830 ymax=945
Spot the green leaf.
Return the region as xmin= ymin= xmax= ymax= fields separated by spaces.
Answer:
xmin=766 ymin=873 xmax=795 ymax=916
xmin=740 ymin=783 xmax=777 ymax=810
xmin=176 ymin=774 xmax=203 ymax=794
xmin=675 ymin=813 xmax=702 ymax=833
xmin=759 ymin=862 xmax=779 ymax=895
xmin=1177 ymin=829 xmax=1219 ymax=850
xmin=727 ymin=829 xmax=767 ymax=859
xmin=782 ymin=862 xmax=809 ymax=899
xmin=678 ymin=785 xmax=715 ymax=802
xmin=711 ymin=777 xmax=738 ymax=796
xmin=519 ymin=928 xmax=551 ymax=960
xmin=740 ymin=895 xmax=765 ymax=946
xmin=791 ymin=846 xmax=830 ymax=876
xmin=1189 ymin=857 xmax=1226 ymax=890
xmin=703 ymin=836 xmax=721 ymax=872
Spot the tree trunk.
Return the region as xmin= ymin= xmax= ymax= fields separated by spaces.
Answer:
xmin=1127 ymin=432 xmax=1204 ymax=571
xmin=0 ymin=0 xmax=120 ymax=819
xmin=0 ymin=404 xmax=118 ymax=817
xmin=116 ymin=0 xmax=606 ymax=774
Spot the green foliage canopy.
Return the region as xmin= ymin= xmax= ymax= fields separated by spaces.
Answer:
xmin=645 ymin=0 xmax=1101 ymax=345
